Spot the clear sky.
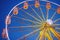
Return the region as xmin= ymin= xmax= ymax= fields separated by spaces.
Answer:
xmin=0 ymin=0 xmax=60 ymax=40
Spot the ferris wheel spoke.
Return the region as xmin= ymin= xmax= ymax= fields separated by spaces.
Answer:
xmin=50 ymin=27 xmax=60 ymax=40
xmin=36 ymin=34 xmax=40 ymax=40
xmin=8 ymin=25 xmax=41 ymax=29
xmin=47 ymin=28 xmax=53 ymax=40
xmin=8 ymin=28 xmax=37 ymax=32
xmin=50 ymin=11 xmax=56 ymax=20
xmin=39 ymin=28 xmax=46 ymax=40
xmin=53 ymin=18 xmax=60 ymax=23
xmin=17 ymin=28 xmax=40 ymax=40
xmin=45 ymin=32 xmax=53 ymax=40
xmin=49 ymin=29 xmax=53 ymax=39
xmin=46 ymin=9 xmax=49 ymax=20
xmin=55 ymin=27 xmax=60 ymax=30
xmin=39 ymin=32 xmax=45 ymax=40
xmin=38 ymin=8 xmax=44 ymax=21
xmin=52 ymin=24 xmax=60 ymax=27
xmin=39 ymin=7 xmax=45 ymax=21
xmin=21 ymin=9 xmax=41 ymax=22
xmin=13 ymin=16 xmax=40 ymax=24
xmin=30 ymin=5 xmax=43 ymax=21
xmin=53 ymin=24 xmax=60 ymax=26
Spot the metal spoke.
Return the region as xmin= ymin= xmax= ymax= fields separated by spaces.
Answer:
xmin=39 ymin=29 xmax=46 ymax=40
xmin=21 ymin=9 xmax=41 ymax=22
xmin=50 ymin=27 xmax=60 ymax=40
xmin=8 ymin=25 xmax=41 ymax=29
xmin=38 ymin=7 xmax=44 ymax=21
xmin=13 ymin=16 xmax=40 ymax=24
xmin=39 ymin=7 xmax=45 ymax=20
xmin=55 ymin=27 xmax=60 ymax=30
xmin=45 ymin=32 xmax=53 ymax=40
xmin=50 ymin=11 xmax=56 ymax=20
xmin=36 ymin=34 xmax=40 ymax=40
xmin=46 ymin=9 xmax=49 ymax=20
xmin=52 ymin=24 xmax=60 ymax=26
xmin=30 ymin=5 xmax=43 ymax=21
xmin=47 ymin=29 xmax=53 ymax=40
xmin=17 ymin=28 xmax=40 ymax=40
xmin=53 ymin=18 xmax=60 ymax=23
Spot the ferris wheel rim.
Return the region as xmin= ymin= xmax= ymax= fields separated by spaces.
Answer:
xmin=5 ymin=0 xmax=60 ymax=40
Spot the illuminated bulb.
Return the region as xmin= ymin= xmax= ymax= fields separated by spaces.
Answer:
xmin=46 ymin=19 xmax=53 ymax=25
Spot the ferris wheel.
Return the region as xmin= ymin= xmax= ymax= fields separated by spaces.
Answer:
xmin=2 ymin=0 xmax=60 ymax=40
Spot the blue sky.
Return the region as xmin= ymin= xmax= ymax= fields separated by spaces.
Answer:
xmin=0 ymin=0 xmax=60 ymax=40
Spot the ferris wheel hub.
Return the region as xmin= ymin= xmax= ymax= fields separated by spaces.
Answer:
xmin=46 ymin=19 xmax=53 ymax=25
